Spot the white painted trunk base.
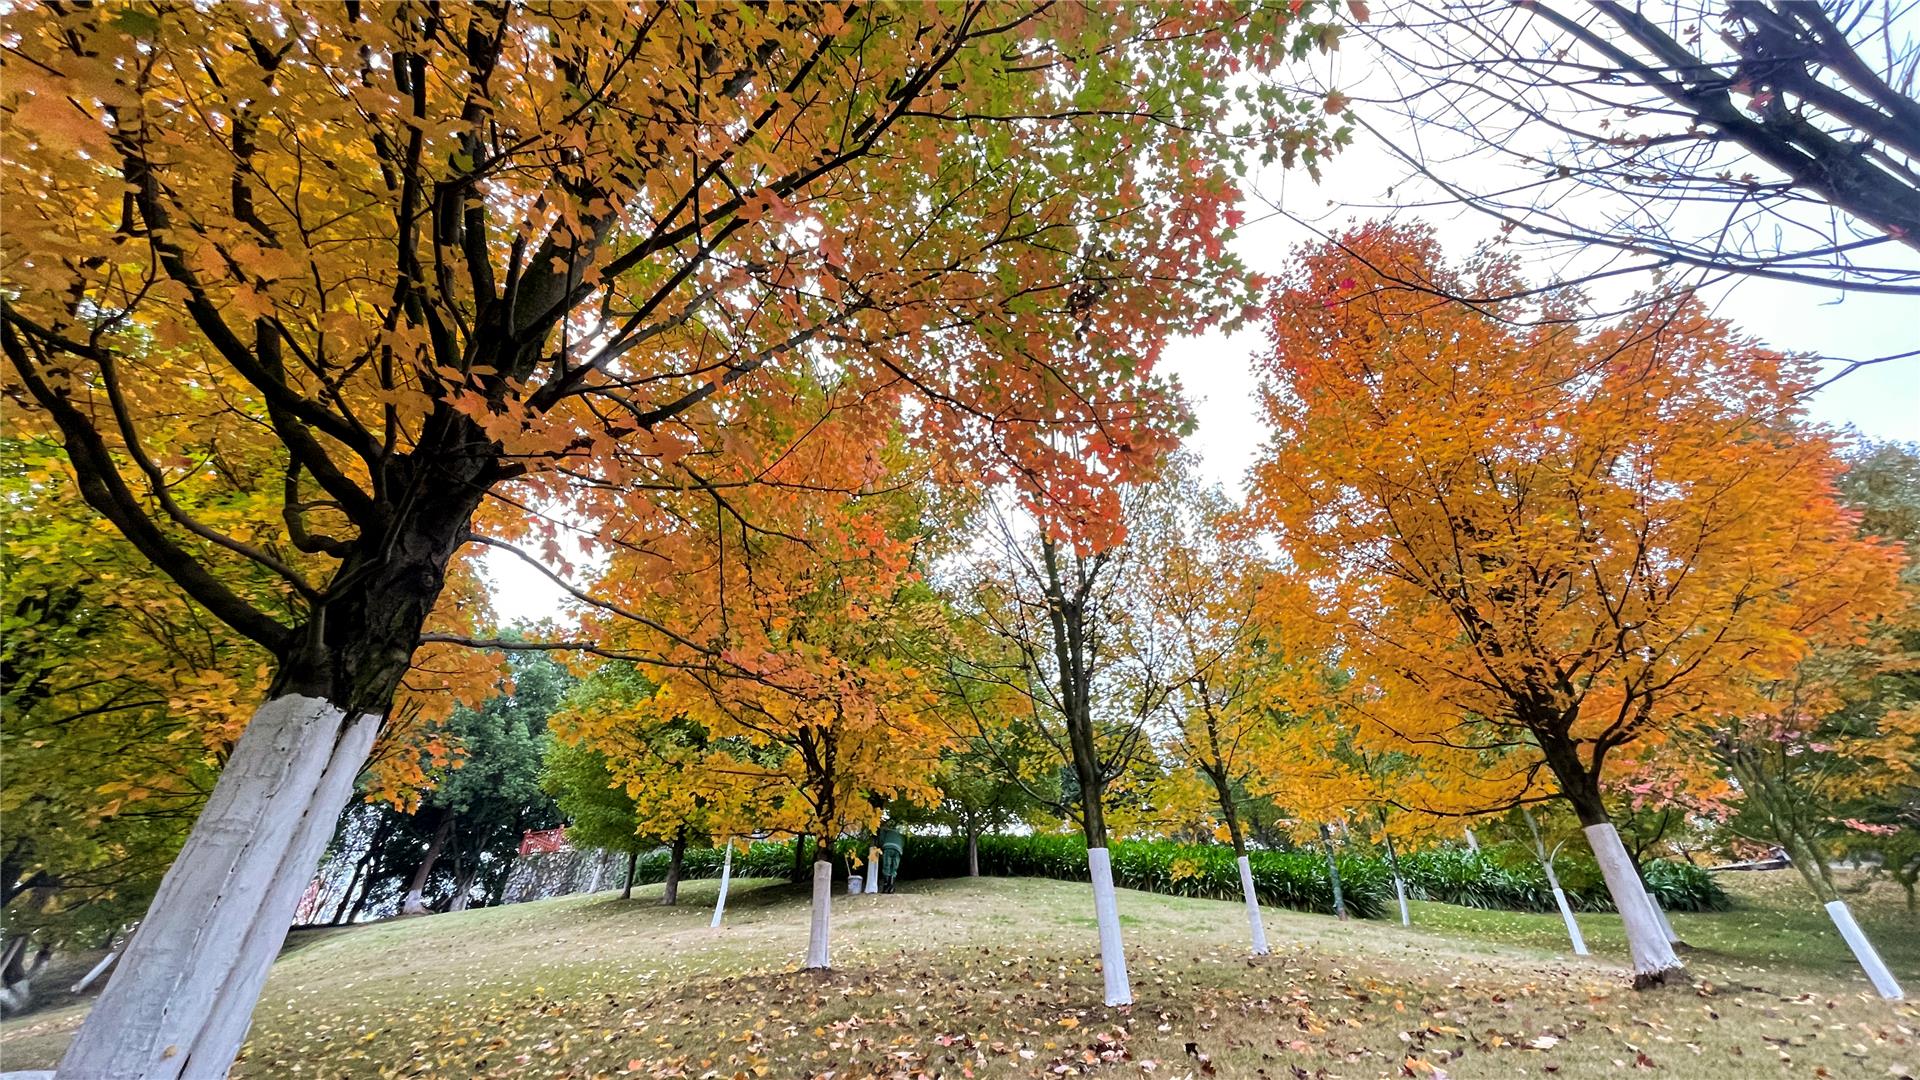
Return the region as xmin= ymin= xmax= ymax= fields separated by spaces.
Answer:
xmin=1825 ymin=900 xmax=1904 ymax=999
xmin=1464 ymin=828 xmax=1480 ymax=852
xmin=1582 ymin=823 xmax=1681 ymax=981
xmin=804 ymin=860 xmax=832 ymax=969
xmin=400 ymin=889 xmax=430 ymax=916
xmin=864 ymin=846 xmax=880 ymax=896
xmin=57 ymin=695 xmax=379 ymax=1080
xmin=1236 ymin=855 xmax=1270 ymax=955
xmin=1551 ymin=885 xmax=1589 ymax=955
xmin=70 ymin=950 xmax=119 ymax=995
xmin=1393 ymin=875 xmax=1411 ymax=927
xmin=710 ymin=843 xmax=734 ymax=928
xmin=1087 ymin=848 xmax=1132 ymax=1006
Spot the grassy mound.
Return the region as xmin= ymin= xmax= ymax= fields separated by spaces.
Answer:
xmin=3 ymin=870 xmax=1905 ymax=1078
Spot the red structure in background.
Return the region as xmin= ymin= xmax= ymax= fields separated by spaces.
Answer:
xmin=518 ymin=827 xmax=569 ymax=856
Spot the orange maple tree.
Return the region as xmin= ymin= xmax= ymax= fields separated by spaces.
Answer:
xmin=1 ymin=3 xmax=1346 ymax=1069
xmin=1247 ymin=223 xmax=1906 ymax=982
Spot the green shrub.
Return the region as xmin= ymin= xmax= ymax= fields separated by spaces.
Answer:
xmin=610 ymin=832 xmax=1723 ymax=917
xmin=1398 ymin=844 xmax=1726 ymax=913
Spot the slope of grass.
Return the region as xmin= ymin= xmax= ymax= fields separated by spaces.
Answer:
xmin=2 ymin=871 xmax=1913 ymax=1078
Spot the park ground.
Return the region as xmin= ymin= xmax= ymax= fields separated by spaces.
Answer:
xmin=1 ymin=871 xmax=1914 ymax=1079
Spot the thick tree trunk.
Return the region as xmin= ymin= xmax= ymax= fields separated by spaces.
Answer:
xmin=56 ymin=694 xmax=380 ymax=1078
xmin=863 ymin=842 xmax=880 ymax=896
xmin=966 ymin=828 xmax=980 ymax=877
xmin=1583 ymin=822 xmax=1683 ymax=985
xmin=621 ymin=849 xmax=639 ymax=901
xmin=1543 ymin=736 xmax=1681 ymax=986
xmin=401 ymin=813 xmax=453 ymax=916
xmin=660 ymin=827 xmax=687 ymax=906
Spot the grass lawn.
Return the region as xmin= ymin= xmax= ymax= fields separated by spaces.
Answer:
xmin=2 ymin=870 xmax=1914 ymax=1078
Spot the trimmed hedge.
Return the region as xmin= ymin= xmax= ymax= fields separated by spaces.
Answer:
xmin=616 ymin=833 xmax=1722 ymax=918
xmin=1397 ymin=846 xmax=1727 ymax=914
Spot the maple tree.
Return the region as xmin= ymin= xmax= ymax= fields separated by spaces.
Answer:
xmin=1123 ymin=456 xmax=1306 ymax=950
xmin=1710 ymin=442 xmax=1920 ymax=907
xmin=1247 ymin=223 xmax=1907 ymax=985
xmin=555 ymin=394 xmax=957 ymax=966
xmin=0 ymin=2 xmax=1344 ymax=1070
xmin=950 ymin=480 xmax=1195 ymax=1005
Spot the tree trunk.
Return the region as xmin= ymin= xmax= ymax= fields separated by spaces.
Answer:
xmin=804 ymin=831 xmax=834 ymax=970
xmin=56 ymin=693 xmax=382 ymax=1078
xmin=446 ymin=863 xmax=477 ymax=912
xmin=710 ymin=841 xmax=734 ymax=928
xmin=328 ymin=817 xmax=385 ymax=926
xmin=791 ymin=834 xmax=810 ymax=883
xmin=1216 ymin=781 xmax=1269 ymax=955
xmin=401 ymin=813 xmax=453 ymax=916
xmin=0 ymin=939 xmax=53 ymax=1015
xmin=660 ymin=827 xmax=687 ymax=906
xmin=1319 ymin=823 xmax=1348 ymax=919
xmin=1380 ymin=830 xmax=1411 ymax=928
xmin=966 ymin=828 xmax=980 ymax=877
xmin=70 ymin=949 xmax=120 ymax=995
xmin=1542 ymin=736 xmax=1681 ymax=986
xmin=1825 ymin=899 xmax=1906 ymax=999
xmin=621 ymin=849 xmax=639 ymax=901
xmin=1522 ymin=807 xmax=1587 ymax=956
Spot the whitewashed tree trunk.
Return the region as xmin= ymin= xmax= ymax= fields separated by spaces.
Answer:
xmin=1524 ymin=808 xmax=1585 ymax=955
xmin=1087 ymin=847 xmax=1132 ymax=1006
xmin=0 ymin=945 xmax=50 ymax=1015
xmin=1582 ymin=823 xmax=1681 ymax=984
xmin=710 ymin=842 xmax=734 ymax=929
xmin=1236 ymin=855 xmax=1270 ymax=956
xmin=57 ymin=696 xmax=379 ymax=1080
xmin=864 ymin=846 xmax=880 ymax=896
xmin=1464 ymin=828 xmax=1480 ymax=852
xmin=804 ymin=860 xmax=833 ymax=969
xmin=70 ymin=950 xmax=120 ymax=995
xmin=1393 ymin=874 xmax=1411 ymax=927
xmin=1549 ymin=882 xmax=1589 ymax=956
xmin=1824 ymin=900 xmax=1904 ymax=999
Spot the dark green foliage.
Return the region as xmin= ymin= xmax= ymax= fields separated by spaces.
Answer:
xmin=1398 ymin=846 xmax=1727 ymax=914
xmin=612 ymin=835 xmax=1394 ymax=917
xmin=598 ymin=833 xmax=1724 ymax=917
